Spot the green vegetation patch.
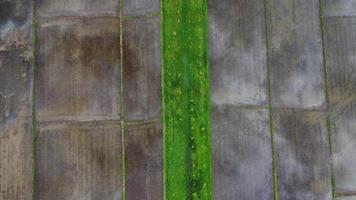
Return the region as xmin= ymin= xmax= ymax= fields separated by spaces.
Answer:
xmin=162 ymin=0 xmax=212 ymax=199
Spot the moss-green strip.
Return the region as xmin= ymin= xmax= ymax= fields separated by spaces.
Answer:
xmin=318 ymin=0 xmax=336 ymax=199
xmin=162 ymin=0 xmax=212 ymax=199
xmin=31 ymin=1 xmax=37 ymax=199
xmin=119 ymin=0 xmax=126 ymax=199
xmin=263 ymin=0 xmax=279 ymax=199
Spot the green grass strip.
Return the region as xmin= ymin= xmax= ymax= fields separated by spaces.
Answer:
xmin=118 ymin=0 xmax=126 ymax=199
xmin=31 ymin=0 xmax=37 ymax=199
xmin=161 ymin=0 xmax=212 ymax=199
xmin=318 ymin=0 xmax=336 ymax=198
xmin=263 ymin=0 xmax=279 ymax=199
